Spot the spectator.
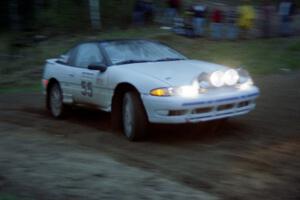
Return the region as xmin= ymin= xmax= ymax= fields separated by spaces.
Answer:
xmin=144 ymin=0 xmax=154 ymax=25
xmin=169 ymin=0 xmax=181 ymax=13
xmin=210 ymin=4 xmax=224 ymax=40
xmin=225 ymin=6 xmax=238 ymax=40
xmin=173 ymin=16 xmax=185 ymax=35
xmin=238 ymin=0 xmax=256 ymax=39
xmin=191 ymin=1 xmax=207 ymax=37
xmin=164 ymin=0 xmax=181 ymax=27
xmin=183 ymin=4 xmax=195 ymax=37
xmin=262 ymin=0 xmax=273 ymax=38
xmin=133 ymin=0 xmax=146 ymax=26
xmin=278 ymin=0 xmax=296 ymax=37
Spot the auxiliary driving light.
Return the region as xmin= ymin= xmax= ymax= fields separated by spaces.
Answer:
xmin=210 ymin=69 xmax=240 ymax=87
xmin=210 ymin=71 xmax=225 ymax=87
xmin=223 ymin=69 xmax=239 ymax=86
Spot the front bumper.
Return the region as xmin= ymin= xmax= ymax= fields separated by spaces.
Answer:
xmin=141 ymin=86 xmax=259 ymax=124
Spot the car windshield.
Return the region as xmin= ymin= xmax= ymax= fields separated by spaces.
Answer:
xmin=101 ymin=40 xmax=186 ymax=65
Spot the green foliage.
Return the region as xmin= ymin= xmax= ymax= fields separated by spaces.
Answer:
xmin=35 ymin=0 xmax=89 ymax=32
xmin=101 ymin=0 xmax=136 ymax=29
xmin=288 ymin=41 xmax=300 ymax=52
xmin=34 ymin=0 xmax=138 ymax=31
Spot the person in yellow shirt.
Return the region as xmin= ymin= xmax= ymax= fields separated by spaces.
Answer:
xmin=238 ymin=0 xmax=256 ymax=38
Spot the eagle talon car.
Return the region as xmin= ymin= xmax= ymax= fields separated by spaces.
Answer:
xmin=42 ymin=39 xmax=259 ymax=141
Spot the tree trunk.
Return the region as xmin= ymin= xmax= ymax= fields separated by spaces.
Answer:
xmin=89 ymin=0 xmax=101 ymax=30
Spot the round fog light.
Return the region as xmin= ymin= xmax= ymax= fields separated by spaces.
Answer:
xmin=223 ymin=69 xmax=239 ymax=86
xmin=210 ymin=71 xmax=224 ymax=87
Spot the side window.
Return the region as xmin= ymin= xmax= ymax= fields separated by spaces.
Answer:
xmin=73 ymin=44 xmax=104 ymax=68
xmin=67 ymin=47 xmax=78 ymax=66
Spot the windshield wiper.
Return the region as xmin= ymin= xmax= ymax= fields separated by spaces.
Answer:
xmin=153 ymin=58 xmax=185 ymax=62
xmin=114 ymin=60 xmax=151 ymax=65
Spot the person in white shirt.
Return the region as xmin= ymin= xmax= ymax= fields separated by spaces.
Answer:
xmin=192 ymin=1 xmax=207 ymax=37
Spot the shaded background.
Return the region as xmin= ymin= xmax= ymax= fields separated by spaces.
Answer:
xmin=0 ymin=1 xmax=300 ymax=200
xmin=0 ymin=0 xmax=298 ymax=32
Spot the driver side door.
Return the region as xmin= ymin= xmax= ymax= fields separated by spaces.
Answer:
xmin=70 ymin=43 xmax=109 ymax=108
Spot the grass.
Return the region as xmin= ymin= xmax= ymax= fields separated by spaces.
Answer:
xmin=153 ymin=34 xmax=300 ymax=74
xmin=0 ymin=194 xmax=19 ymax=200
xmin=0 ymin=26 xmax=300 ymax=93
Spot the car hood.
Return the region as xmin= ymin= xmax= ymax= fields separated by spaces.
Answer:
xmin=120 ymin=60 xmax=228 ymax=86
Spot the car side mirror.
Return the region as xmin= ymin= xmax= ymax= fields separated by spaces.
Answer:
xmin=57 ymin=54 xmax=69 ymax=64
xmin=88 ymin=63 xmax=107 ymax=72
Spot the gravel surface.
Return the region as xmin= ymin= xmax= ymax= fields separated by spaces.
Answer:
xmin=0 ymin=72 xmax=299 ymax=200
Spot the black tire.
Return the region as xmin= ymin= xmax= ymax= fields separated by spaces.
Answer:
xmin=48 ymin=82 xmax=65 ymax=118
xmin=122 ymin=92 xmax=148 ymax=141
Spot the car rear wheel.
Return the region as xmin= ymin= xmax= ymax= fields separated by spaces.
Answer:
xmin=122 ymin=92 xmax=148 ymax=141
xmin=48 ymin=82 xmax=65 ymax=118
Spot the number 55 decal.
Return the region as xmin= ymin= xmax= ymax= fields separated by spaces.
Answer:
xmin=81 ymin=81 xmax=93 ymax=97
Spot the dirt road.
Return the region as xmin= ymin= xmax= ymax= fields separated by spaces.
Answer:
xmin=0 ymin=72 xmax=300 ymax=200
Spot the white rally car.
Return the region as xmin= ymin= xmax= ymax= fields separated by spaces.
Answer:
xmin=42 ymin=39 xmax=259 ymax=140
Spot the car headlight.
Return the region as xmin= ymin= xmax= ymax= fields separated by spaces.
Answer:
xmin=238 ymin=77 xmax=254 ymax=90
xmin=175 ymin=82 xmax=199 ymax=98
xmin=223 ymin=69 xmax=239 ymax=86
xmin=210 ymin=69 xmax=240 ymax=87
xmin=237 ymin=68 xmax=251 ymax=84
xmin=236 ymin=68 xmax=254 ymax=90
xmin=210 ymin=71 xmax=225 ymax=87
xmin=150 ymin=81 xmax=200 ymax=98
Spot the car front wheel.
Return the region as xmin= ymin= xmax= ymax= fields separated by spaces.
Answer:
xmin=122 ymin=92 xmax=148 ymax=141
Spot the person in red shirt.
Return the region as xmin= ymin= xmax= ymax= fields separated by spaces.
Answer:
xmin=169 ymin=0 xmax=181 ymax=11
xmin=210 ymin=4 xmax=224 ymax=40
xmin=212 ymin=9 xmax=222 ymax=23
